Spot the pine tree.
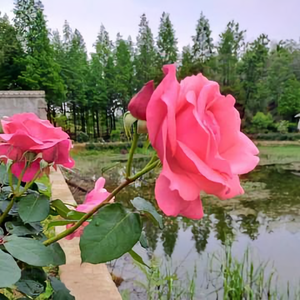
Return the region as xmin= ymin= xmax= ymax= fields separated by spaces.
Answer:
xmin=13 ymin=0 xmax=65 ymax=112
xmin=192 ymin=12 xmax=214 ymax=71
xmin=135 ymin=14 xmax=156 ymax=89
xmin=217 ymin=21 xmax=245 ymax=88
xmin=94 ymin=24 xmax=112 ymax=67
xmin=278 ymin=77 xmax=300 ymax=120
xmin=69 ymin=29 xmax=89 ymax=133
xmin=0 ymin=13 xmax=24 ymax=89
xmin=178 ymin=45 xmax=193 ymax=79
xmin=239 ymin=34 xmax=270 ymax=115
xmin=156 ymin=12 xmax=178 ymax=65
xmin=115 ymin=37 xmax=134 ymax=112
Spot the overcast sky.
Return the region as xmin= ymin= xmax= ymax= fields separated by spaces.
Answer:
xmin=1 ymin=0 xmax=300 ymax=54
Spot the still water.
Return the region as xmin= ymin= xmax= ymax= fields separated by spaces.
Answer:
xmin=73 ymin=155 xmax=300 ymax=298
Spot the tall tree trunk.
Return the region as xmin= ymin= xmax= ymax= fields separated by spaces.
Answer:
xmin=73 ymin=102 xmax=77 ymax=140
xmin=52 ymin=106 xmax=56 ymax=126
xmin=112 ymin=112 xmax=116 ymax=130
xmin=81 ymin=107 xmax=86 ymax=133
xmin=47 ymin=102 xmax=52 ymax=122
xmin=92 ymin=110 xmax=96 ymax=139
xmin=96 ymin=109 xmax=100 ymax=138
xmin=105 ymin=112 xmax=109 ymax=138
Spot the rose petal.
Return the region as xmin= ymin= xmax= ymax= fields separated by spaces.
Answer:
xmin=128 ymin=80 xmax=155 ymax=120
xmin=155 ymin=174 xmax=203 ymax=219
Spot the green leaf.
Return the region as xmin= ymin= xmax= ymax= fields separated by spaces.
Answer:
xmin=16 ymin=267 xmax=47 ymax=297
xmin=47 ymin=220 xmax=77 ymax=229
xmin=0 ymin=249 xmax=21 ymax=288
xmin=5 ymin=221 xmax=43 ymax=236
xmin=49 ymin=277 xmax=75 ymax=300
xmin=48 ymin=243 xmax=66 ymax=266
xmin=139 ymin=231 xmax=148 ymax=249
xmin=4 ymin=235 xmax=53 ymax=267
xmin=0 ymin=164 xmax=18 ymax=186
xmin=0 ymin=294 xmax=9 ymax=300
xmin=131 ymin=197 xmax=163 ymax=229
xmin=67 ymin=210 xmax=86 ymax=220
xmin=80 ymin=203 xmax=142 ymax=264
xmin=18 ymin=193 xmax=50 ymax=223
xmin=1 ymin=200 xmax=18 ymax=216
xmin=129 ymin=249 xmax=149 ymax=268
xmin=16 ymin=280 xmax=45 ymax=297
xmin=51 ymin=200 xmax=85 ymax=220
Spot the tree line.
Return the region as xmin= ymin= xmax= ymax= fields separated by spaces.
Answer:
xmin=1 ymin=0 xmax=300 ymax=140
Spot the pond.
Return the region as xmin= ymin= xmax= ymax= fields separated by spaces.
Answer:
xmin=71 ymin=154 xmax=300 ymax=298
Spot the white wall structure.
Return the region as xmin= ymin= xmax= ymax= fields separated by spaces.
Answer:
xmin=0 ymin=91 xmax=47 ymax=120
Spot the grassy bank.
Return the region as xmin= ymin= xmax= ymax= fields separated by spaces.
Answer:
xmin=257 ymin=144 xmax=300 ymax=165
xmin=72 ymin=142 xmax=300 ymax=167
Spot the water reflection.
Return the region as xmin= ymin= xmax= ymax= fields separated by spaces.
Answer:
xmin=73 ymin=155 xmax=300 ymax=296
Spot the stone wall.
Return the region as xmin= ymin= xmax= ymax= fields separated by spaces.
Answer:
xmin=0 ymin=91 xmax=47 ymax=120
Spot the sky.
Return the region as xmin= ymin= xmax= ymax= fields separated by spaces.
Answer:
xmin=1 ymin=0 xmax=300 ymax=54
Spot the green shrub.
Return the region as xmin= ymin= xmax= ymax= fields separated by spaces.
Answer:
xmin=276 ymin=120 xmax=289 ymax=134
xmin=54 ymin=115 xmax=68 ymax=131
xmin=248 ymin=132 xmax=300 ymax=141
xmin=288 ymin=122 xmax=298 ymax=132
xmin=110 ymin=129 xmax=121 ymax=142
xmin=251 ymin=112 xmax=274 ymax=133
xmin=76 ymin=131 xmax=89 ymax=143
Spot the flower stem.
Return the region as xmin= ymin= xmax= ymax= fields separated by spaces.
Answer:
xmin=43 ymin=159 xmax=160 ymax=246
xmin=0 ymin=196 xmax=15 ymax=226
xmin=15 ymin=162 xmax=29 ymax=194
xmin=8 ymin=166 xmax=14 ymax=193
xmin=125 ymin=122 xmax=139 ymax=178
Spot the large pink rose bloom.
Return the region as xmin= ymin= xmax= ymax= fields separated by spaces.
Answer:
xmin=66 ymin=177 xmax=111 ymax=240
xmin=0 ymin=113 xmax=74 ymax=181
xmin=146 ymin=65 xmax=259 ymax=219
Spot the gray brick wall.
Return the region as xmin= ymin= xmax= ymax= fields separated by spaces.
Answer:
xmin=0 ymin=91 xmax=47 ymax=120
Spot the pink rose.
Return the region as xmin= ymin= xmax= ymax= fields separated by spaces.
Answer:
xmin=146 ymin=64 xmax=259 ymax=219
xmin=0 ymin=113 xmax=74 ymax=181
xmin=128 ymin=80 xmax=155 ymax=120
xmin=65 ymin=177 xmax=112 ymax=240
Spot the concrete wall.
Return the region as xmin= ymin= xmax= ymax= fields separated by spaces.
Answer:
xmin=50 ymin=169 xmax=122 ymax=300
xmin=0 ymin=91 xmax=47 ymax=120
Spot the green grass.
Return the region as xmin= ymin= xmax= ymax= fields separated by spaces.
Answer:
xmin=129 ymin=257 xmax=197 ymax=300
xmin=73 ymin=142 xmax=300 ymax=167
xmin=125 ymin=244 xmax=300 ymax=300
xmin=258 ymin=145 xmax=300 ymax=165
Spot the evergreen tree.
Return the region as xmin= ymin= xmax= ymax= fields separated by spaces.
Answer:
xmin=135 ymin=14 xmax=156 ymax=89
xmin=178 ymin=45 xmax=193 ymax=79
xmin=217 ymin=21 xmax=245 ymax=90
xmin=115 ymin=37 xmax=134 ymax=112
xmin=263 ymin=47 xmax=294 ymax=112
xmin=87 ymin=53 xmax=107 ymax=137
xmin=239 ymin=34 xmax=270 ymax=116
xmin=69 ymin=29 xmax=89 ymax=133
xmin=0 ymin=13 xmax=24 ymax=89
xmin=13 ymin=0 xmax=65 ymax=111
xmin=192 ymin=12 xmax=214 ymax=72
xmin=94 ymin=24 xmax=112 ymax=66
xmin=278 ymin=77 xmax=300 ymax=120
xmin=156 ymin=12 xmax=178 ymax=65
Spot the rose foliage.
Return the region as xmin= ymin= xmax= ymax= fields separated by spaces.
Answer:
xmin=0 ymin=65 xmax=258 ymax=299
